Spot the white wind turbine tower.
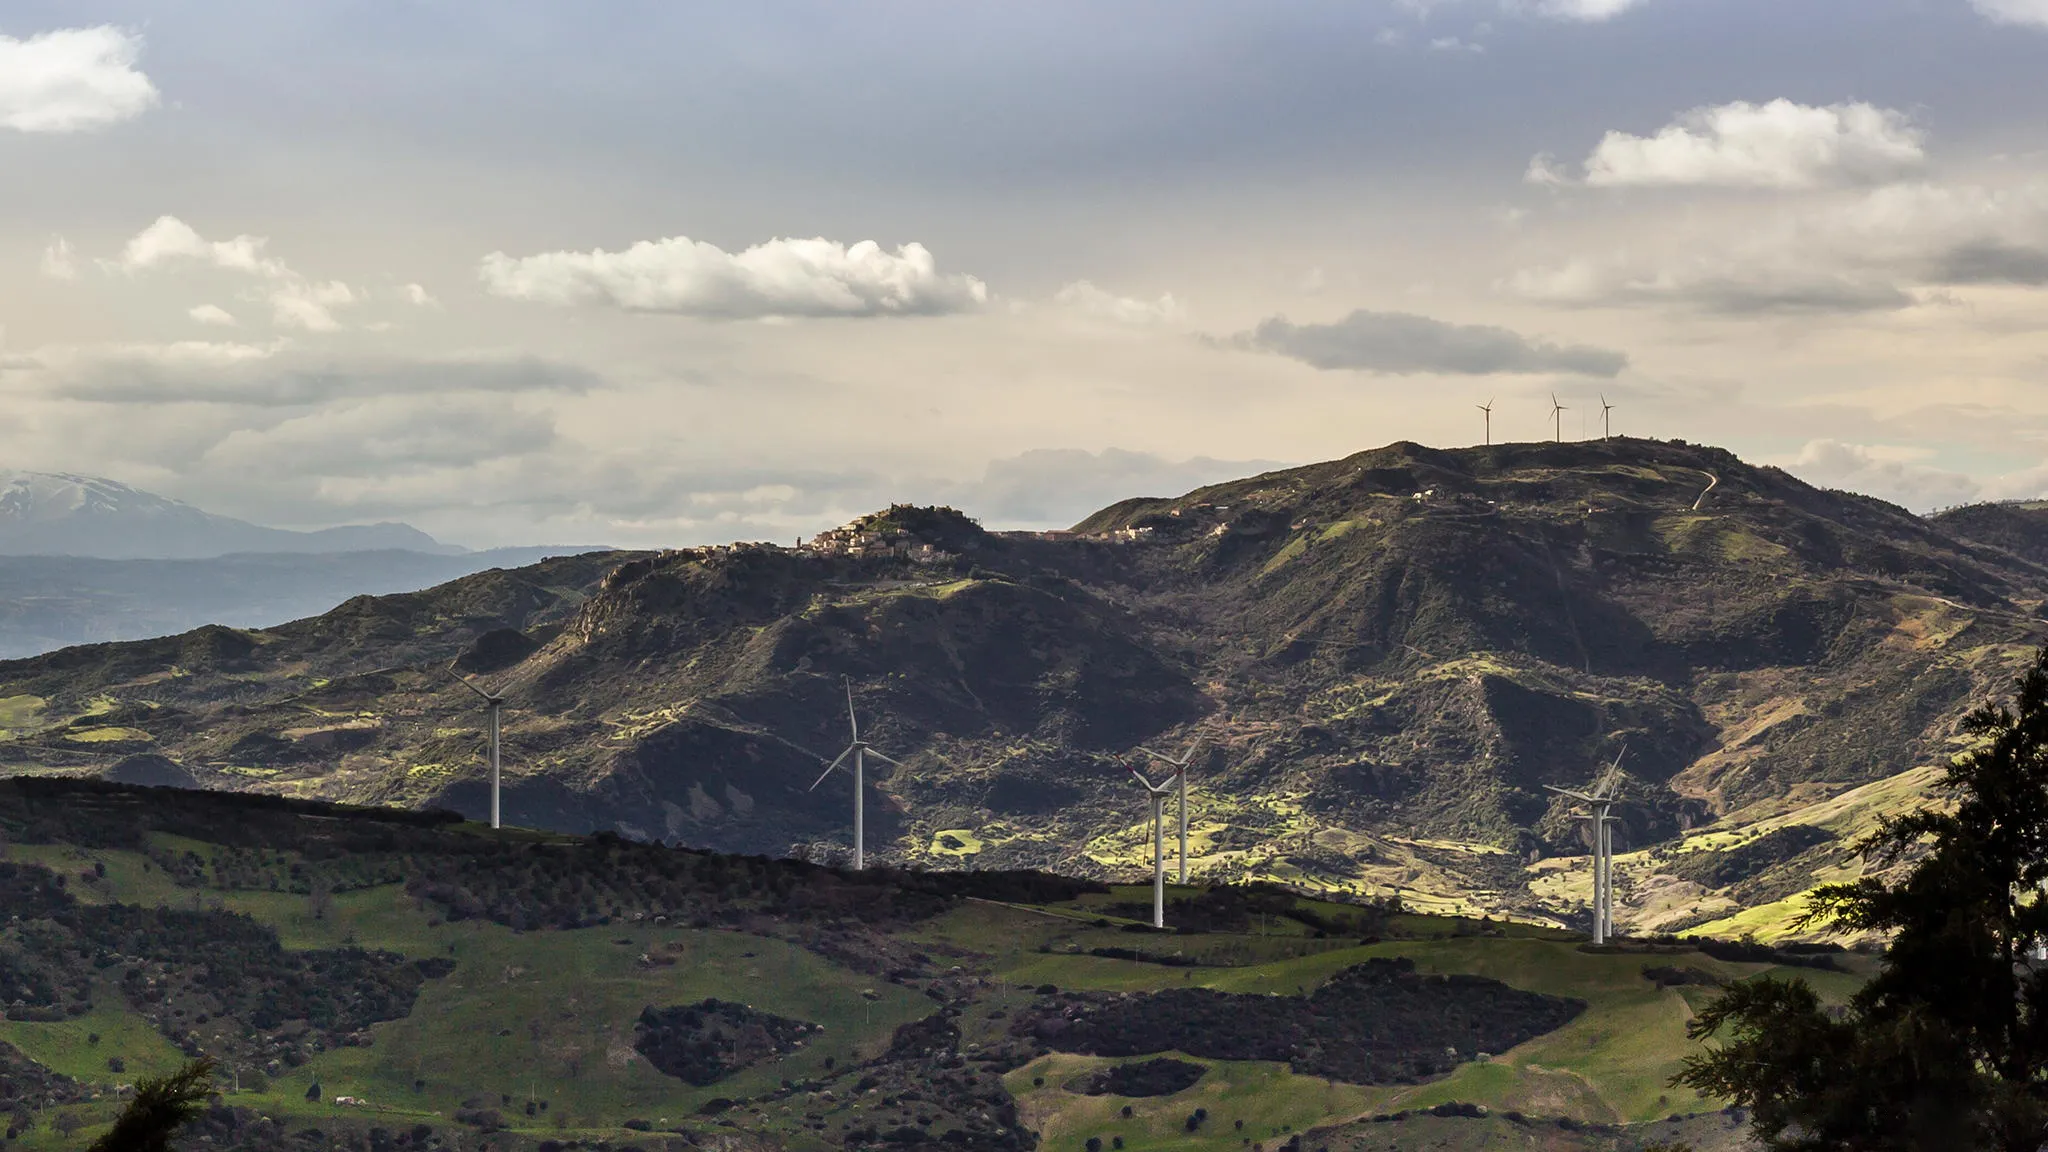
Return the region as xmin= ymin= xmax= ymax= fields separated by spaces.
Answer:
xmin=1550 ymin=394 xmax=1568 ymax=443
xmin=1601 ymin=395 xmax=1615 ymax=441
xmin=1139 ymin=737 xmax=1205 ymax=884
xmin=1125 ymin=763 xmax=1184 ymax=929
xmin=446 ymin=665 xmax=508 ymax=830
xmin=1477 ymin=398 xmax=1494 ymax=446
xmin=1545 ymin=747 xmax=1627 ymax=944
xmin=808 ymin=676 xmax=905 ymax=871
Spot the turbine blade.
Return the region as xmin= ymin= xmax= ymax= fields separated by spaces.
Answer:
xmin=809 ymin=746 xmax=854 ymax=791
xmin=865 ymin=748 xmax=906 ymax=769
xmin=1138 ymin=747 xmax=1179 ymax=766
xmin=1128 ymin=766 xmax=1159 ymax=791
xmin=1181 ymin=738 xmax=1204 ymax=764
xmin=444 ymin=665 xmax=495 ymax=702
xmin=844 ymin=677 xmax=859 ymax=742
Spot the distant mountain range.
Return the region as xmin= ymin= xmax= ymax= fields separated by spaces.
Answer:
xmin=0 ymin=470 xmax=609 ymax=658
xmin=0 ymin=471 xmax=462 ymax=559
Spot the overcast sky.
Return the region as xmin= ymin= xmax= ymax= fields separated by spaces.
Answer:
xmin=3 ymin=1 xmax=2047 ymax=547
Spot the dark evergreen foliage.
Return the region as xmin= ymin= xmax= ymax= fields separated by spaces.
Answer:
xmin=1677 ymin=642 xmax=2048 ymax=1150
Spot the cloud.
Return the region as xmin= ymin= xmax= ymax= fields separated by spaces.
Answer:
xmin=1521 ymin=0 xmax=1648 ymax=19
xmin=401 ymin=283 xmax=438 ymax=307
xmin=0 ymin=25 xmax=158 ymax=133
xmin=1536 ymin=100 xmax=1925 ymax=190
xmin=268 ymin=281 xmax=356 ymax=331
xmin=12 ymin=343 xmax=598 ymax=408
xmin=115 ymin=216 xmax=287 ymax=277
xmin=1233 ymin=309 xmax=1627 ymax=376
xmin=1429 ymin=36 xmax=1486 ymax=52
xmin=1507 ymin=179 xmax=2048 ymax=314
xmin=1052 ymin=280 xmax=1187 ymax=325
xmin=39 ymin=238 xmax=77 ymax=280
xmin=1504 ymin=259 xmax=1917 ymax=314
xmin=478 ymin=234 xmax=990 ymax=319
xmin=1971 ymin=0 xmax=2048 ymax=28
xmin=187 ymin=305 xmax=237 ymax=327
xmin=199 ymin=396 xmax=561 ymax=479
xmin=949 ymin=448 xmax=1284 ymax=528
xmin=1779 ymin=440 xmax=1983 ymax=512
xmin=104 ymin=216 xmax=367 ymax=332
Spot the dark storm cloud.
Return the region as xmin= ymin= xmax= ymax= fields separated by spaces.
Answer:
xmin=1929 ymin=241 xmax=2048 ymax=286
xmin=1235 ymin=310 xmax=1628 ymax=377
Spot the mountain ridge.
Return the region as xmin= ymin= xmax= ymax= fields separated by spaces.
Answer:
xmin=0 ymin=470 xmax=459 ymax=559
xmin=2 ymin=437 xmax=2045 ymax=940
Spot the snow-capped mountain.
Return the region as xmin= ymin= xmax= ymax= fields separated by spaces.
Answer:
xmin=0 ymin=471 xmax=461 ymax=559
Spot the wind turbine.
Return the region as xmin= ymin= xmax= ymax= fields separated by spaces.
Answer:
xmin=1550 ymin=394 xmax=1568 ymax=443
xmin=1600 ymin=395 xmax=1615 ymax=441
xmin=808 ymin=676 xmax=905 ymax=871
xmin=1545 ymin=747 xmax=1627 ymax=944
xmin=446 ymin=665 xmax=507 ymax=830
xmin=1139 ymin=737 xmax=1205 ymax=884
xmin=1126 ymin=763 xmax=1184 ymax=929
xmin=1477 ymin=398 xmax=1494 ymax=446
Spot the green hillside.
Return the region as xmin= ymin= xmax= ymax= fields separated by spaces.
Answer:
xmin=0 ymin=777 xmax=1866 ymax=1152
xmin=3 ymin=439 xmax=2045 ymax=941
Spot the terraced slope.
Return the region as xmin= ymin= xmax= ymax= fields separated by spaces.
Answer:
xmin=0 ymin=439 xmax=2040 ymax=934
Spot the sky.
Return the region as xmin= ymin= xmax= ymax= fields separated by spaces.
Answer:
xmin=3 ymin=1 xmax=2048 ymax=548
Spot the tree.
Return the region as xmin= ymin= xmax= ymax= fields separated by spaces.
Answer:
xmin=87 ymin=1057 xmax=214 ymax=1152
xmin=1676 ymin=644 xmax=2048 ymax=1150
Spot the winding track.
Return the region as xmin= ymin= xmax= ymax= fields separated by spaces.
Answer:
xmin=1691 ymin=471 xmax=1720 ymax=511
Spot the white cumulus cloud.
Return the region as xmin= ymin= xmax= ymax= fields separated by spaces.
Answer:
xmin=1537 ymin=100 xmax=1925 ymax=190
xmin=1971 ymin=0 xmax=2048 ymax=27
xmin=1052 ymin=281 xmax=1187 ymax=326
xmin=115 ymin=216 xmax=288 ymax=277
xmin=0 ymin=25 xmax=158 ymax=133
xmin=187 ymin=304 xmax=236 ymax=327
xmin=105 ymin=216 xmax=364 ymax=331
xmin=477 ymin=234 xmax=990 ymax=319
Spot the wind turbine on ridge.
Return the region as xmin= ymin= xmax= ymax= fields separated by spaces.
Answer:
xmin=1125 ymin=762 xmax=1184 ymax=929
xmin=1600 ymin=395 xmax=1615 ymax=441
xmin=1550 ymin=394 xmax=1568 ymax=443
xmin=445 ymin=665 xmax=508 ymax=830
xmin=1139 ymin=737 xmax=1205 ymax=884
xmin=808 ymin=676 xmax=906 ymax=871
xmin=1477 ymin=398 xmax=1494 ymax=446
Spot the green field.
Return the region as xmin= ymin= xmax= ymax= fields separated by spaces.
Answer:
xmin=0 ymin=796 xmax=1861 ymax=1152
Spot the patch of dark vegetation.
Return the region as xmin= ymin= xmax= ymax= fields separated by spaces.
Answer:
xmin=0 ymin=777 xmax=1104 ymax=938
xmin=633 ymin=1000 xmax=815 ymax=1086
xmin=1015 ymin=957 xmax=1583 ymax=1085
xmin=1642 ymin=965 xmax=1724 ymax=988
xmin=1085 ymin=946 xmax=1204 ymax=967
xmin=0 ymin=1040 xmax=87 ymax=1120
xmin=1689 ymin=936 xmax=1843 ymax=971
xmin=1665 ymin=825 xmax=1838 ymax=890
xmin=1102 ymin=884 xmax=1401 ymax=937
xmin=1069 ymin=1057 xmax=1206 ymax=1097
xmin=0 ymin=860 xmax=442 ymax=1068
